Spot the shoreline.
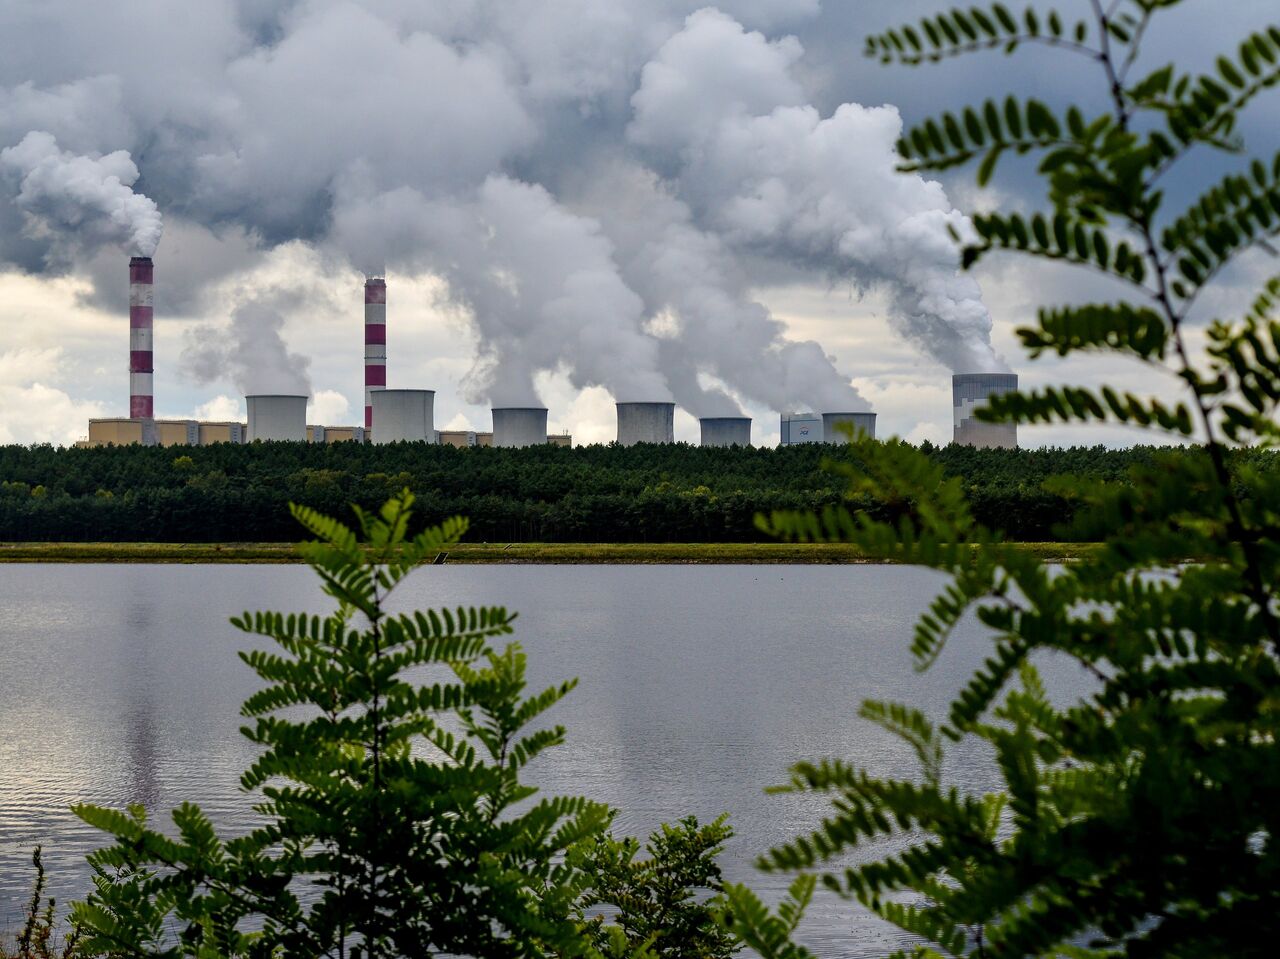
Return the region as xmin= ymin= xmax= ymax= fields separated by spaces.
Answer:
xmin=0 ymin=542 xmax=1103 ymax=565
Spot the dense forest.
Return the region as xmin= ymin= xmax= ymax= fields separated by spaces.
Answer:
xmin=0 ymin=440 xmax=1273 ymax=542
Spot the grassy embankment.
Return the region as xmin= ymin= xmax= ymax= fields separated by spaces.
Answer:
xmin=0 ymin=541 xmax=1104 ymax=564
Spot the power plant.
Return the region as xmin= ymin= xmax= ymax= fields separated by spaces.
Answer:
xmin=779 ymin=413 xmax=822 ymax=444
xmin=81 ymin=254 xmax=1005 ymax=451
xmin=953 ymin=373 xmax=1018 ymax=449
xmin=821 ymin=412 xmax=877 ymax=444
xmin=492 ymin=407 xmax=549 ymax=448
xmin=371 ymin=389 xmax=435 ymax=444
xmin=128 ymin=256 xmax=156 ymax=445
xmin=364 ymin=275 xmax=386 ymax=431
xmin=247 ymin=394 xmax=308 ymax=442
xmin=616 ymin=402 xmax=675 ymax=446
xmin=778 ymin=411 xmax=876 ymax=444
xmin=699 ymin=417 xmax=751 ymax=447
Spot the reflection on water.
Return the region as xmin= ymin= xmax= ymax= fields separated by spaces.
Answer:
xmin=0 ymin=564 xmax=1092 ymax=956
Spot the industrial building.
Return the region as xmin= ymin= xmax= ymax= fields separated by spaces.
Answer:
xmin=953 ymin=373 xmax=1018 ymax=448
xmin=247 ymin=394 xmax=307 ymax=442
xmin=129 ymin=257 xmax=154 ymax=422
xmin=699 ymin=417 xmax=751 ymax=447
xmin=81 ymin=254 xmax=987 ymax=453
xmin=371 ymin=389 xmax=434 ymax=444
xmin=364 ymin=275 xmax=386 ymax=431
xmin=822 ymin=412 xmax=877 ymax=443
xmin=779 ymin=412 xmax=823 ymax=444
xmin=616 ymin=402 xmax=675 ymax=445
xmin=492 ymin=407 xmax=549 ymax=448
xmin=778 ymin=411 xmax=877 ymax=444
xmin=307 ymin=425 xmax=366 ymax=443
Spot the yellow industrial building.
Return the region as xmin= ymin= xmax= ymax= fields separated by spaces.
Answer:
xmin=81 ymin=419 xmax=569 ymax=448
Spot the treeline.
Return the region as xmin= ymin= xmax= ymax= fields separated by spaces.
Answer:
xmin=0 ymin=440 xmax=1273 ymax=542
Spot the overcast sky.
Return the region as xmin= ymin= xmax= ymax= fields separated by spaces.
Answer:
xmin=0 ymin=1 xmax=1275 ymax=447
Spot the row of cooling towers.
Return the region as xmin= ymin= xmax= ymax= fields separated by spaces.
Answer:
xmin=127 ymin=256 xmax=1017 ymax=448
xmin=241 ymin=393 xmax=888 ymax=447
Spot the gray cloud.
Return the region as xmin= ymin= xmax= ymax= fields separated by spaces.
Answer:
xmin=2 ymin=0 xmax=1263 ymax=408
xmin=630 ymin=9 xmax=1002 ymax=373
xmin=181 ymin=297 xmax=311 ymax=396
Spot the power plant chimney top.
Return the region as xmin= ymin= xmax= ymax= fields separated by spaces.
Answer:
xmin=492 ymin=405 xmax=548 ymax=413
xmin=129 ymin=256 xmax=153 ymax=282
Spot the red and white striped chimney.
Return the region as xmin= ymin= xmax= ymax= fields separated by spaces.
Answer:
xmin=129 ymin=256 xmax=154 ymax=420
xmin=364 ymin=275 xmax=386 ymax=431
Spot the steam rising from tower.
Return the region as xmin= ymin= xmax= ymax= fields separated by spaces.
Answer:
xmin=129 ymin=256 xmax=154 ymax=421
xmin=364 ymin=276 xmax=386 ymax=431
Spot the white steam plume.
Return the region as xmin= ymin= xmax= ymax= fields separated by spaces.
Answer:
xmin=331 ymin=175 xmax=673 ymax=407
xmin=629 ymin=9 xmax=1005 ymax=373
xmin=588 ymin=163 xmax=868 ymax=416
xmin=0 ymin=131 xmax=162 ymax=257
xmin=181 ymin=299 xmax=310 ymax=396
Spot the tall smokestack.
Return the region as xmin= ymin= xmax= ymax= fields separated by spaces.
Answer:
xmin=129 ymin=256 xmax=154 ymax=427
xmin=364 ymin=275 xmax=387 ymax=431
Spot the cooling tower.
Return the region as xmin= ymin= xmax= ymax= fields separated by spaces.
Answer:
xmin=953 ymin=373 xmax=1018 ymax=448
xmin=364 ymin=275 xmax=386 ymax=430
xmin=699 ymin=417 xmax=751 ymax=447
xmin=371 ymin=389 xmax=435 ymax=444
xmin=246 ymin=394 xmax=307 ymax=442
xmin=128 ymin=256 xmax=157 ymax=445
xmin=492 ymin=407 xmax=549 ymax=448
xmin=822 ymin=412 xmax=877 ymax=443
xmin=616 ymin=402 xmax=675 ymax=445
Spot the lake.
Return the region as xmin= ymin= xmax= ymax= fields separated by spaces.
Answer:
xmin=0 ymin=563 xmax=1093 ymax=957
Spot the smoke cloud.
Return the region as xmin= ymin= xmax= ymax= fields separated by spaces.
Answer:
xmin=181 ymin=299 xmax=310 ymax=396
xmin=586 ymin=163 xmax=867 ymax=415
xmin=2 ymin=0 xmax=1006 ymax=417
xmin=331 ymin=175 xmax=672 ymax=407
xmin=0 ymin=131 xmax=162 ymax=258
xmin=630 ymin=9 xmax=1003 ymax=373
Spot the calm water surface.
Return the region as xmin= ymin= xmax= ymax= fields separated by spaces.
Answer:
xmin=0 ymin=564 xmax=1092 ymax=956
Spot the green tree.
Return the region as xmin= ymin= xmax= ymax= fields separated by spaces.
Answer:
xmin=70 ymin=490 xmax=614 ymax=957
xmin=725 ymin=2 xmax=1280 ymax=956
xmin=573 ymin=816 xmax=738 ymax=959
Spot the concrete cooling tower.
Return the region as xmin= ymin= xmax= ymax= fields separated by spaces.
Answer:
xmin=699 ymin=417 xmax=751 ymax=447
xmin=822 ymin=412 xmax=877 ymax=443
xmin=371 ymin=389 xmax=434 ymax=444
xmin=953 ymin=373 xmax=1018 ymax=448
xmin=616 ymin=402 xmax=675 ymax=446
xmin=246 ymin=394 xmax=307 ymax=442
xmin=492 ymin=407 xmax=548 ymax=448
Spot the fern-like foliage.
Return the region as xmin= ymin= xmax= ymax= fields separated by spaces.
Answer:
xmin=732 ymin=2 xmax=1280 ymax=956
xmin=573 ymin=815 xmax=738 ymax=959
xmin=68 ymin=489 xmax=615 ymax=958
